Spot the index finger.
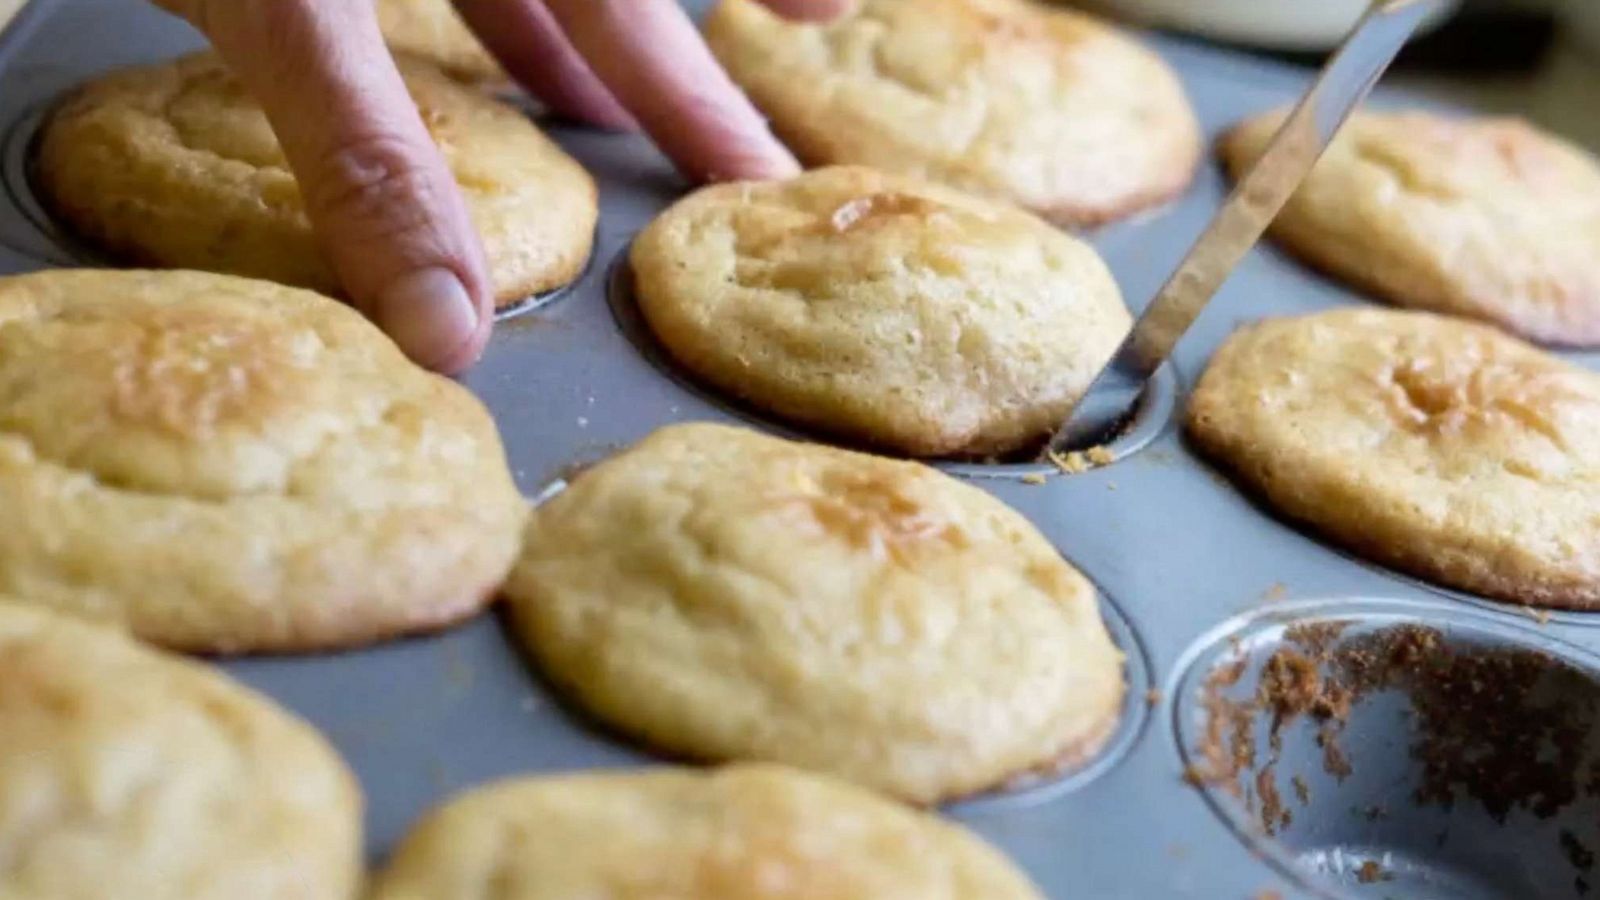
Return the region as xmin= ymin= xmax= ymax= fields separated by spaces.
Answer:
xmin=542 ymin=0 xmax=801 ymax=183
xmin=150 ymin=0 xmax=494 ymax=374
xmin=755 ymin=0 xmax=853 ymax=21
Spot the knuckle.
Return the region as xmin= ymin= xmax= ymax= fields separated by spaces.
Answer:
xmin=304 ymin=134 xmax=448 ymax=244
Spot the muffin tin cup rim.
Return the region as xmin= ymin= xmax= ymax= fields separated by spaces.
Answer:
xmin=0 ymin=99 xmax=103 ymax=266
xmin=950 ymin=575 xmax=1154 ymax=811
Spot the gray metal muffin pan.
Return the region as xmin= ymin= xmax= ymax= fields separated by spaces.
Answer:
xmin=3 ymin=2 xmax=1599 ymax=897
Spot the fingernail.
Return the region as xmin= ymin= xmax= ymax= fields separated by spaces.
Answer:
xmin=374 ymin=267 xmax=480 ymax=371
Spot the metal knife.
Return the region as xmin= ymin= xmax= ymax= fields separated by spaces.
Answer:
xmin=1043 ymin=0 xmax=1448 ymax=458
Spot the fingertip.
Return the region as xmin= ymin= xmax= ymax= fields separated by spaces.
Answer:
xmin=696 ymin=143 xmax=802 ymax=183
xmin=372 ymin=266 xmax=491 ymax=374
xmin=756 ymin=0 xmax=854 ymax=22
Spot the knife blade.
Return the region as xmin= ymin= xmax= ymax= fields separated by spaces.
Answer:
xmin=1043 ymin=0 xmax=1447 ymax=459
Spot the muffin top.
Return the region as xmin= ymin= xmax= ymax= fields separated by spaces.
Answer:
xmin=705 ymin=0 xmax=1201 ymax=225
xmin=506 ymin=423 xmax=1125 ymax=802
xmin=632 ymin=166 xmax=1130 ymax=457
xmin=1189 ymin=307 xmax=1600 ymax=608
xmin=0 ymin=269 xmax=525 ymax=652
xmin=38 ymin=52 xmax=594 ymax=306
xmin=0 ymin=601 xmax=360 ymax=900
xmin=372 ymin=764 xmax=1045 ymax=900
xmin=1222 ymin=108 xmax=1600 ymax=346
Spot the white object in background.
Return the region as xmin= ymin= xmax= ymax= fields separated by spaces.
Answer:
xmin=1075 ymin=0 xmax=1461 ymax=51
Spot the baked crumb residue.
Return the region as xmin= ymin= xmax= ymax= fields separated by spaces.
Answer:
xmin=1355 ymin=860 xmax=1390 ymax=884
xmin=1188 ymin=618 xmax=1600 ymax=877
xmin=1046 ymin=445 xmax=1114 ymax=475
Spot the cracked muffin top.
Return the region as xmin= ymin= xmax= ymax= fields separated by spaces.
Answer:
xmin=1221 ymin=108 xmax=1600 ymax=347
xmin=703 ymin=0 xmax=1201 ymax=226
xmin=630 ymin=166 xmax=1131 ymax=457
xmin=37 ymin=52 xmax=593 ymax=307
xmin=370 ymin=764 xmax=1045 ymax=900
xmin=0 ymin=601 xmax=360 ymax=900
xmin=0 ymin=269 xmax=525 ymax=652
xmin=504 ymin=423 xmax=1125 ymax=803
xmin=1188 ymin=307 xmax=1600 ymax=609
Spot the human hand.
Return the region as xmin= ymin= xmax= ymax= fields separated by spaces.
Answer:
xmin=151 ymin=0 xmax=847 ymax=373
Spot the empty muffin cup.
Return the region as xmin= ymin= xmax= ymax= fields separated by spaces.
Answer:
xmin=1176 ymin=599 xmax=1600 ymax=899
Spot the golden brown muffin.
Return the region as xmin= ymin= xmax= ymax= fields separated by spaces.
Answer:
xmin=1221 ymin=108 xmax=1600 ymax=347
xmin=377 ymin=0 xmax=506 ymax=85
xmin=369 ymin=764 xmax=1045 ymax=900
xmin=0 ymin=269 xmax=526 ymax=653
xmin=631 ymin=166 xmax=1131 ymax=457
xmin=38 ymin=52 xmax=595 ymax=308
xmin=703 ymin=0 xmax=1201 ymax=226
xmin=505 ymin=423 xmax=1125 ymax=803
xmin=1188 ymin=308 xmax=1600 ymax=609
xmin=0 ymin=601 xmax=361 ymax=900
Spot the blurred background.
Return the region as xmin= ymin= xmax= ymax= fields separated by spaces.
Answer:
xmin=0 ymin=0 xmax=1591 ymax=151
xmin=1077 ymin=0 xmax=1600 ymax=151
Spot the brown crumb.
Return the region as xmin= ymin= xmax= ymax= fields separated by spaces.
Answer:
xmin=1258 ymin=648 xmax=1321 ymax=724
xmin=1186 ymin=653 xmax=1257 ymax=792
xmin=1317 ymin=724 xmax=1353 ymax=780
xmin=1284 ymin=621 xmax=1351 ymax=657
xmin=1253 ymin=891 xmax=1283 ymax=900
xmin=1046 ymin=445 xmax=1114 ymax=474
xmin=1020 ymin=472 xmax=1048 ymax=485
xmin=1356 ymin=860 xmax=1390 ymax=883
xmin=1256 ymin=764 xmax=1290 ymax=834
xmin=1145 ymin=688 xmax=1163 ymax=707
xmin=1046 ymin=448 xmax=1091 ymax=474
xmin=1291 ymin=775 xmax=1310 ymax=805
xmin=1261 ymin=582 xmax=1288 ymax=602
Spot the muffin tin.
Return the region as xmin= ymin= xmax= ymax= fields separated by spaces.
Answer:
xmin=2 ymin=2 xmax=1598 ymax=898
